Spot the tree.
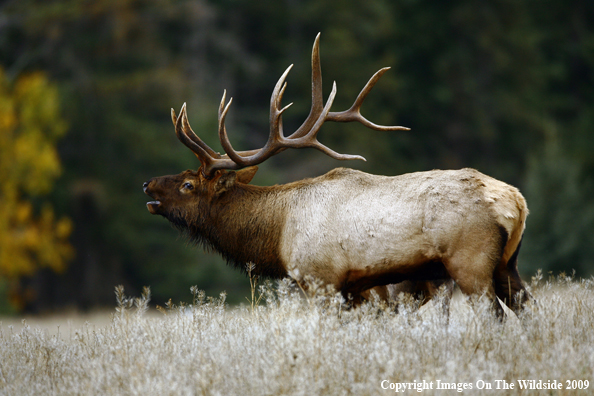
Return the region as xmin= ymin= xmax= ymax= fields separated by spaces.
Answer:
xmin=522 ymin=126 xmax=594 ymax=276
xmin=1 ymin=0 xmax=253 ymax=310
xmin=1 ymin=0 xmax=593 ymax=311
xmin=0 ymin=68 xmax=73 ymax=311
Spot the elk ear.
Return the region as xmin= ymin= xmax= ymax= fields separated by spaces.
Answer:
xmin=236 ymin=166 xmax=258 ymax=184
xmin=214 ymin=171 xmax=237 ymax=195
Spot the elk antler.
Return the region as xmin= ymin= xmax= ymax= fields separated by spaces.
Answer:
xmin=173 ymin=33 xmax=409 ymax=178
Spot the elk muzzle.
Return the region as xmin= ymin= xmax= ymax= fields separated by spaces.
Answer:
xmin=143 ymin=180 xmax=161 ymax=215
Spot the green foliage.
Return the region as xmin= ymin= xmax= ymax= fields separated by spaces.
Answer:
xmin=1 ymin=0 xmax=593 ymax=310
xmin=522 ymin=127 xmax=594 ymax=276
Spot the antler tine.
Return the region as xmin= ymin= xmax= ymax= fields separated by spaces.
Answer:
xmin=173 ymin=103 xmax=222 ymax=160
xmin=269 ymin=64 xmax=294 ymax=139
xmin=173 ymin=104 xmax=215 ymax=167
xmin=284 ymin=81 xmax=366 ymax=161
xmin=171 ymin=107 xmax=178 ymax=125
xmin=217 ymin=92 xmax=246 ymax=164
xmin=218 ymin=64 xmax=295 ymax=167
xmin=217 ymin=91 xmax=262 ymax=162
xmin=173 ymin=101 xmax=251 ymax=177
xmin=327 ymin=67 xmax=410 ymax=131
xmin=286 ymin=32 xmax=324 ymax=140
xmin=217 ymin=34 xmax=325 ymax=166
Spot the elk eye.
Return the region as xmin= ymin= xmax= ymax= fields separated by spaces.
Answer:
xmin=182 ymin=182 xmax=194 ymax=190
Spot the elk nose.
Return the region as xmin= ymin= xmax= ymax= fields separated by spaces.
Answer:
xmin=143 ymin=181 xmax=149 ymax=193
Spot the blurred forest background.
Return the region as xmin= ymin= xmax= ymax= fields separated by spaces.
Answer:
xmin=0 ymin=0 xmax=592 ymax=313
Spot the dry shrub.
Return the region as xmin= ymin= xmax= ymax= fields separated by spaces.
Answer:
xmin=1 ymin=273 xmax=593 ymax=395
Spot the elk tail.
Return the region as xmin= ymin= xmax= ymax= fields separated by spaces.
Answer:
xmin=501 ymin=192 xmax=528 ymax=268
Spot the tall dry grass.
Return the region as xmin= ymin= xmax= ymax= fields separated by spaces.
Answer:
xmin=1 ymin=272 xmax=593 ymax=395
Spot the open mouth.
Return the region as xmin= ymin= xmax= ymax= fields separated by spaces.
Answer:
xmin=146 ymin=200 xmax=161 ymax=214
xmin=144 ymin=182 xmax=162 ymax=214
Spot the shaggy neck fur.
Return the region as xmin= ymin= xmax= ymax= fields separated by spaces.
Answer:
xmin=169 ymin=184 xmax=290 ymax=278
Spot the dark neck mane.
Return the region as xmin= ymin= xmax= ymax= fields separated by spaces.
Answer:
xmin=172 ymin=184 xmax=289 ymax=278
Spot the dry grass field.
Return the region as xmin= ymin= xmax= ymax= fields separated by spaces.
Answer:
xmin=1 ymin=272 xmax=593 ymax=395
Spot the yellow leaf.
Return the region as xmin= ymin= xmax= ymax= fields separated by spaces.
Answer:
xmin=0 ymin=67 xmax=73 ymax=288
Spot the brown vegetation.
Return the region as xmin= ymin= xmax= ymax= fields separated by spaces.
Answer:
xmin=0 ymin=274 xmax=591 ymax=395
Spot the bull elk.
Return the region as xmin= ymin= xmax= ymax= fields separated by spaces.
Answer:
xmin=143 ymin=34 xmax=532 ymax=317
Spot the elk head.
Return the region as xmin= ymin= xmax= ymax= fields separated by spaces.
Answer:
xmin=143 ymin=33 xmax=408 ymax=224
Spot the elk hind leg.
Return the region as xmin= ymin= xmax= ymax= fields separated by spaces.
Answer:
xmin=446 ymin=254 xmax=505 ymax=319
xmin=493 ymin=238 xmax=533 ymax=315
